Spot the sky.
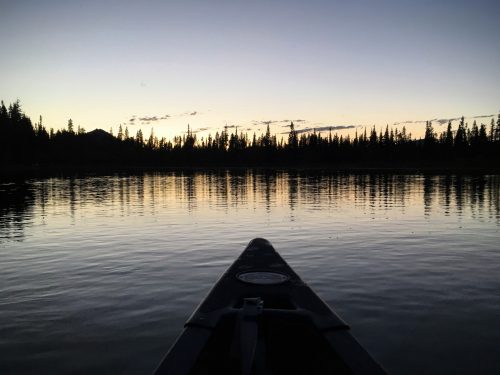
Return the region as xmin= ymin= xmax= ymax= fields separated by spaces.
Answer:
xmin=1 ymin=0 xmax=499 ymax=140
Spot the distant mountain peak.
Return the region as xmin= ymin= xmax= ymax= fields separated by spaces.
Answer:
xmin=85 ymin=129 xmax=114 ymax=139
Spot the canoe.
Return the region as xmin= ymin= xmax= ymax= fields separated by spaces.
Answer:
xmin=154 ymin=238 xmax=386 ymax=375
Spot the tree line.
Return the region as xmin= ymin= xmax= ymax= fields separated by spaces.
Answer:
xmin=1 ymin=100 xmax=499 ymax=168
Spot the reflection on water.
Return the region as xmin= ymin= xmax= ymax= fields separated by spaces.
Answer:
xmin=1 ymin=172 xmax=499 ymax=241
xmin=0 ymin=182 xmax=35 ymax=241
xmin=0 ymin=171 xmax=499 ymax=374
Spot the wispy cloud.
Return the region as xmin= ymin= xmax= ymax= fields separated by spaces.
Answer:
xmin=252 ymin=120 xmax=279 ymax=126
xmin=472 ymin=114 xmax=494 ymax=119
xmin=180 ymin=111 xmax=199 ymax=117
xmin=279 ymin=119 xmax=306 ymax=123
xmin=135 ymin=111 xmax=199 ymax=120
xmin=393 ymin=120 xmax=427 ymax=126
xmin=126 ymin=114 xmax=171 ymax=125
xmin=138 ymin=116 xmax=159 ymax=122
xmin=434 ymin=118 xmax=460 ymax=126
xmin=281 ymin=123 xmax=305 ymax=128
xmin=394 ymin=114 xmax=495 ymax=127
xmin=427 ymin=115 xmax=494 ymax=126
xmin=190 ymin=127 xmax=211 ymax=134
xmin=253 ymin=119 xmax=307 ymax=126
xmin=281 ymin=125 xmax=359 ymax=134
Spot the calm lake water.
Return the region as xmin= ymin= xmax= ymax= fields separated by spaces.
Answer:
xmin=1 ymin=171 xmax=499 ymax=374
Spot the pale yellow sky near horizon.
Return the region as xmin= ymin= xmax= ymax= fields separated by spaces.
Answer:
xmin=10 ymin=97 xmax=497 ymax=142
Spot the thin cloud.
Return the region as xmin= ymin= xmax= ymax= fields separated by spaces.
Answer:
xmin=127 ymin=114 xmax=171 ymax=125
xmin=180 ymin=111 xmax=200 ymax=116
xmin=191 ymin=127 xmax=211 ymax=133
xmin=252 ymin=120 xmax=279 ymax=126
xmin=139 ymin=116 xmax=159 ymax=122
xmin=394 ymin=118 xmax=451 ymax=126
xmin=280 ymin=119 xmax=306 ymax=124
xmin=472 ymin=114 xmax=494 ymax=119
xmin=282 ymin=125 xmax=359 ymax=134
xmin=281 ymin=123 xmax=304 ymax=128
xmin=394 ymin=114 xmax=495 ymax=127
xmin=262 ymin=120 xmax=277 ymax=126
xmin=393 ymin=120 xmax=426 ymax=125
xmin=434 ymin=118 xmax=460 ymax=125
xmin=253 ymin=119 xmax=306 ymax=126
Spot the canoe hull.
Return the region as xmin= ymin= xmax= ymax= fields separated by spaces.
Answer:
xmin=154 ymin=238 xmax=385 ymax=375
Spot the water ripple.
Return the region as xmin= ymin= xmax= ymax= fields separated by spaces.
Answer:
xmin=0 ymin=172 xmax=499 ymax=374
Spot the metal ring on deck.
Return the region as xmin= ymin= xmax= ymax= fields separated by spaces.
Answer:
xmin=237 ymin=271 xmax=290 ymax=285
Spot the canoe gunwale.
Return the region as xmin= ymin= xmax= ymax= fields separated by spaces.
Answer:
xmin=153 ymin=238 xmax=386 ymax=375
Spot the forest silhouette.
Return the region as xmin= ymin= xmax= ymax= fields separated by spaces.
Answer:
xmin=1 ymin=100 xmax=499 ymax=170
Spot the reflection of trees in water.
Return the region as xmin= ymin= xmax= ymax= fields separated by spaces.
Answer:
xmin=454 ymin=175 xmax=464 ymax=215
xmin=1 ymin=172 xmax=499 ymax=241
xmin=228 ymin=171 xmax=249 ymax=208
xmin=159 ymin=172 xmax=500 ymax=223
xmin=261 ymin=172 xmax=276 ymax=213
xmin=442 ymin=175 xmax=452 ymax=215
xmin=0 ymin=182 xmax=35 ymax=241
xmin=182 ymin=171 xmax=196 ymax=212
xmin=433 ymin=175 xmax=499 ymax=221
xmin=488 ymin=176 xmax=500 ymax=220
xmin=470 ymin=176 xmax=486 ymax=220
xmin=287 ymin=171 xmax=299 ymax=213
xmin=423 ymin=175 xmax=435 ymax=216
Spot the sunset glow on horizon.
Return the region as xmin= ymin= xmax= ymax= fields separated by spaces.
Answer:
xmin=1 ymin=0 xmax=499 ymax=140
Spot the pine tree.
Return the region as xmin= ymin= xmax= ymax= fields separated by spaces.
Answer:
xmin=369 ymin=126 xmax=377 ymax=146
xmin=67 ymin=119 xmax=74 ymax=134
xmin=479 ymin=123 xmax=488 ymax=146
xmin=383 ymin=125 xmax=390 ymax=146
xmin=136 ymin=129 xmax=143 ymax=145
xmin=424 ymin=121 xmax=436 ymax=148
xmin=470 ymin=120 xmax=479 ymax=148
xmin=454 ymin=117 xmax=466 ymax=150
xmin=147 ymin=128 xmax=155 ymax=148
xmin=495 ymin=114 xmax=500 ymax=142
xmin=117 ymin=125 xmax=123 ymax=141
xmin=445 ymin=121 xmax=453 ymax=147
xmin=288 ymin=122 xmax=298 ymax=149
xmin=263 ymin=124 xmax=271 ymax=148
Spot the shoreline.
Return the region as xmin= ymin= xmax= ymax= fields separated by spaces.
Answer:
xmin=2 ymin=162 xmax=499 ymax=180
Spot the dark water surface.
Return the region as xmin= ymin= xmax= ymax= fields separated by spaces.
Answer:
xmin=1 ymin=171 xmax=499 ymax=374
